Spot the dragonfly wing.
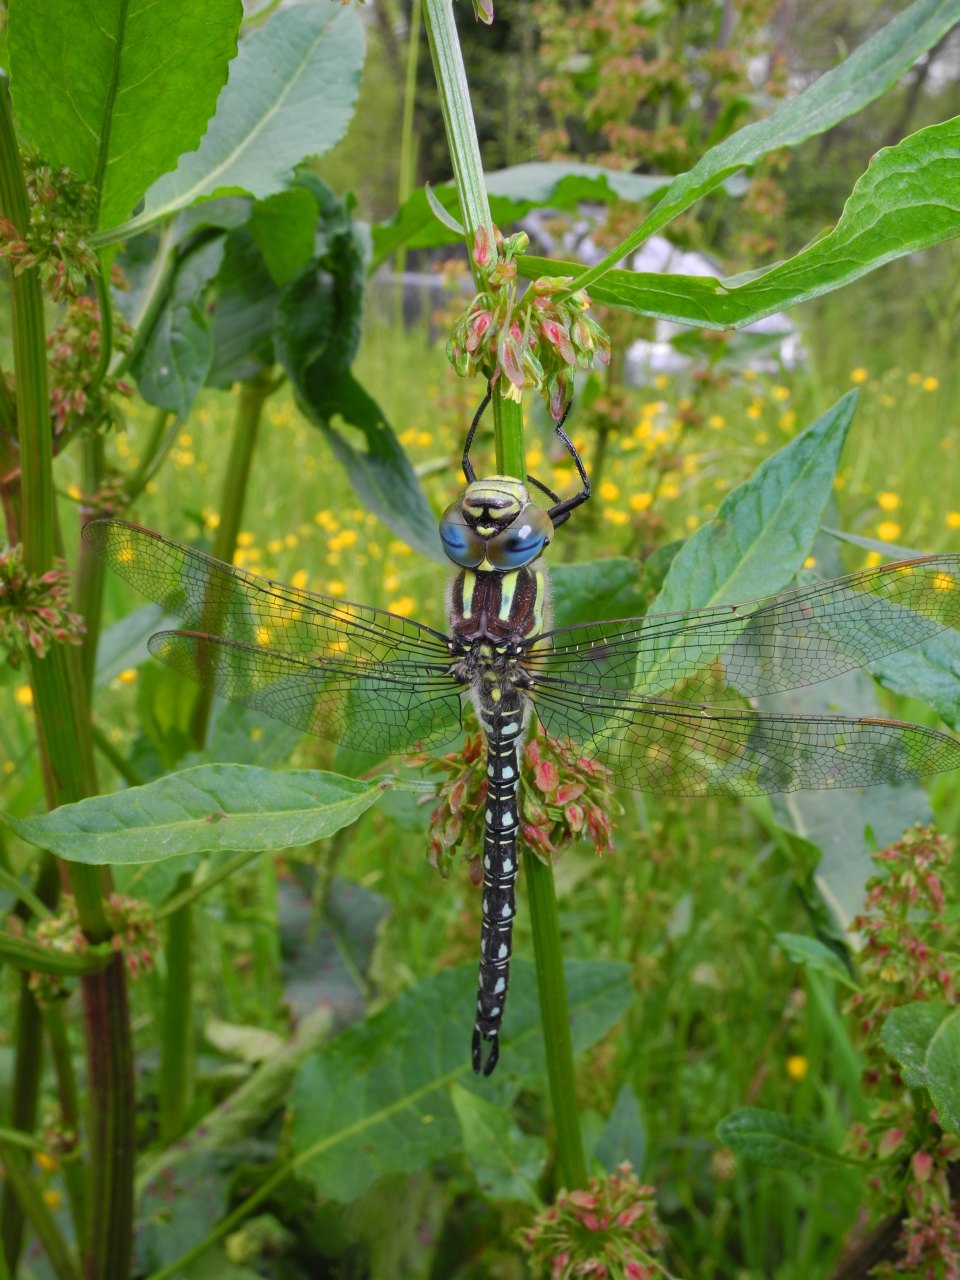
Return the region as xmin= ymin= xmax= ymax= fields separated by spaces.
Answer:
xmin=532 ymin=685 xmax=960 ymax=796
xmin=526 ymin=555 xmax=960 ymax=700
xmin=150 ymin=631 xmax=464 ymax=756
xmin=84 ymin=518 xmax=451 ymax=663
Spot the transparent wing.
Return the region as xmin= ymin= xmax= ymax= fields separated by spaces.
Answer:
xmin=532 ymin=686 xmax=960 ymax=796
xmin=84 ymin=518 xmax=452 ymax=663
xmin=150 ymin=631 xmax=464 ymax=756
xmin=524 ymin=556 xmax=960 ymax=700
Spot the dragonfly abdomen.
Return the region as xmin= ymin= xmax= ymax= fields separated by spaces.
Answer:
xmin=473 ymin=693 xmax=525 ymax=1077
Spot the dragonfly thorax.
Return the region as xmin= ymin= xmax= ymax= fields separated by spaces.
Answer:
xmin=439 ymin=476 xmax=554 ymax=572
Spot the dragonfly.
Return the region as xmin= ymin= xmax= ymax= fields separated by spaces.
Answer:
xmin=84 ymin=392 xmax=960 ymax=1075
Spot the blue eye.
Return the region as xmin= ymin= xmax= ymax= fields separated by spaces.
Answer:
xmin=439 ymin=504 xmax=485 ymax=567
xmin=488 ymin=510 xmax=553 ymax=569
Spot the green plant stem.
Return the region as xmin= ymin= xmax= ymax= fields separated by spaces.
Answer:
xmin=393 ymin=0 xmax=422 ymax=307
xmin=155 ymin=847 xmax=265 ymax=921
xmin=421 ymin=0 xmax=582 ymax=1185
xmin=124 ymin=407 xmax=173 ymax=502
xmin=0 ymin=865 xmax=52 ymax=920
xmin=0 ymin=84 xmax=135 ymax=1280
xmin=90 ymin=722 xmax=145 ymax=788
xmin=158 ymin=886 xmax=193 ymax=1145
xmin=0 ymin=930 xmax=112 ymax=976
xmin=522 ymin=848 xmax=587 ymax=1187
xmin=76 ymin=430 xmax=106 ymax=689
xmin=1 ymin=979 xmax=44 ymax=1271
xmin=0 ymin=1142 xmax=80 ymax=1280
xmin=45 ymin=1006 xmax=87 ymax=1254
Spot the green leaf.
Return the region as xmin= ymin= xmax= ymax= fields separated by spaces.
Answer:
xmin=569 ymin=0 xmax=960 ymax=288
xmin=206 ymin=228 xmax=278 ymax=387
xmin=520 ymin=117 xmax=960 ymax=327
xmin=870 ymin=635 xmax=960 ymax=734
xmin=2 ymin=765 xmax=384 ymax=864
xmin=775 ymin=933 xmax=859 ymax=991
xmin=717 ymin=1108 xmax=849 ymax=1174
xmin=595 ymin=1084 xmax=647 ymax=1174
xmin=290 ymin=960 xmax=633 ymax=1201
xmin=371 ymin=162 xmax=671 ymax=271
xmin=882 ymin=1003 xmax=960 ymax=1134
xmin=94 ymin=603 xmax=169 ymax=686
xmin=99 ymin=4 xmax=364 ymax=243
xmin=248 ymin=188 xmax=319 ymax=287
xmin=133 ymin=235 xmax=226 ymax=418
xmin=550 ymin=557 xmax=644 ymax=628
xmin=449 ymin=1082 xmax=546 ymax=1205
xmin=9 ymin=0 xmax=241 ymax=232
xmin=639 ymin=393 xmax=856 ymax=694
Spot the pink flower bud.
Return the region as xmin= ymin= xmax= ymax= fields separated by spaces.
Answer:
xmin=534 ymin=761 xmax=559 ymax=794
xmin=912 ymin=1150 xmax=933 ymax=1182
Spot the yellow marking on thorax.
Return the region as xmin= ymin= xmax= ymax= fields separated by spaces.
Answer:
xmin=498 ymin=571 xmax=518 ymax=621
xmin=462 ymin=570 xmax=475 ymax=618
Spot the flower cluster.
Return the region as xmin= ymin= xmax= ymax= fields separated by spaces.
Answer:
xmin=419 ymin=722 xmax=618 ymax=880
xmin=0 ymin=543 xmax=86 ymax=668
xmin=0 ymin=154 xmax=98 ymax=301
xmin=518 ymin=1162 xmax=666 ymax=1280
xmin=841 ymin=826 xmax=960 ymax=1276
xmin=447 ymin=225 xmax=610 ymax=420
xmin=30 ymin=892 xmax=157 ymax=1004
xmin=48 ymin=296 xmax=133 ymax=437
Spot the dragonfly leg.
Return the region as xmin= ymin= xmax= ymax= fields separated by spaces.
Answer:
xmin=545 ymin=405 xmax=591 ymax=527
xmin=462 ymin=383 xmax=493 ymax=483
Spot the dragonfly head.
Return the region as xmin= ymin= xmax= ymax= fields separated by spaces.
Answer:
xmin=439 ymin=476 xmax=555 ymax=572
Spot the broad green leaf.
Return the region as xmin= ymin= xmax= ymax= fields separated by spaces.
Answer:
xmin=551 ymin=557 xmax=645 ymax=628
xmin=133 ymin=236 xmax=226 ymax=418
xmin=2 ymin=765 xmax=384 ymax=864
xmin=450 ymin=1082 xmax=546 ymax=1205
xmin=520 ymin=117 xmax=960 ymax=327
xmin=870 ymin=634 xmax=960 ymax=733
xmin=717 ymin=1108 xmax=850 ymax=1174
xmin=371 ymin=162 xmax=671 ymax=271
xmin=569 ymin=0 xmax=960 ymax=288
xmin=882 ymin=1003 xmax=960 ymax=1134
xmin=9 ymin=0 xmax=240 ymax=232
xmin=94 ymin=603 xmax=170 ymax=686
xmin=99 ymin=4 xmax=364 ymax=243
xmin=595 ymin=1084 xmax=647 ymax=1174
xmin=639 ymin=393 xmax=855 ymax=693
xmin=290 ymin=960 xmax=633 ymax=1201
xmin=775 ymin=933 xmax=859 ymax=991
xmin=248 ymin=188 xmax=319 ymax=287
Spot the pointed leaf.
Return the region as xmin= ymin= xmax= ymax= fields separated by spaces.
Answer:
xmin=99 ymin=4 xmax=364 ymax=243
xmin=550 ymin=558 xmax=645 ymax=628
xmin=775 ymin=933 xmax=859 ymax=991
xmin=290 ymin=960 xmax=633 ymax=1201
xmin=2 ymin=765 xmax=384 ymax=864
xmin=717 ymin=1107 xmax=849 ymax=1174
xmin=595 ymin=1084 xmax=647 ymax=1174
xmin=248 ymin=187 xmax=319 ymax=287
xmin=9 ymin=0 xmax=241 ymax=231
xmin=520 ymin=117 xmax=960 ymax=327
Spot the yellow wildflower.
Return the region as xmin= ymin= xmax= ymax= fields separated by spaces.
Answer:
xmin=877 ymin=521 xmax=901 ymax=542
xmin=877 ymin=492 xmax=900 ymax=511
xmin=786 ymin=1055 xmax=808 ymax=1081
xmin=922 ymin=375 xmax=940 ymax=392
xmin=850 ymin=368 xmax=868 ymax=384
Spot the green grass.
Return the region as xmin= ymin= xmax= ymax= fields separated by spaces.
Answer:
xmin=3 ymin=285 xmax=960 ymax=1277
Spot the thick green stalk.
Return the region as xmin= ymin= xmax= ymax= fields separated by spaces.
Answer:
xmin=421 ymin=0 xmax=583 ymax=1186
xmin=0 ymin=980 xmax=43 ymax=1270
xmin=158 ymin=372 xmax=272 ymax=1145
xmin=45 ymin=1007 xmax=87 ymax=1253
xmin=0 ymin=85 xmax=135 ymax=1280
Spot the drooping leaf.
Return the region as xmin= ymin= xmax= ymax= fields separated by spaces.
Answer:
xmin=101 ymin=4 xmax=364 ymax=243
xmin=520 ymin=117 xmax=960 ymax=328
xmin=274 ymin=190 xmax=441 ymax=561
xmin=371 ymin=162 xmax=672 ymax=270
xmin=206 ymin=228 xmax=278 ymax=387
xmin=566 ymin=0 xmax=960 ymax=284
xmin=775 ymin=933 xmax=859 ymax=991
xmin=133 ymin=235 xmax=227 ymax=418
xmin=248 ymin=187 xmax=319 ymax=286
xmin=290 ymin=960 xmax=634 ymax=1201
xmin=450 ymin=1083 xmax=546 ymax=1205
xmin=94 ymin=603 xmax=170 ymax=687
xmin=717 ymin=1108 xmax=850 ymax=1174
xmin=9 ymin=0 xmax=241 ymax=231
xmin=882 ymin=1003 xmax=960 ymax=1134
xmin=2 ymin=766 xmax=384 ymax=864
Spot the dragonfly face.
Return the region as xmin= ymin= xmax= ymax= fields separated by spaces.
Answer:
xmin=83 ymin=391 xmax=960 ymax=1077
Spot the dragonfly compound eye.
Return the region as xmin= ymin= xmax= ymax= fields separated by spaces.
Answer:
xmin=488 ymin=506 xmax=554 ymax=570
xmin=439 ymin=502 xmax=486 ymax=567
